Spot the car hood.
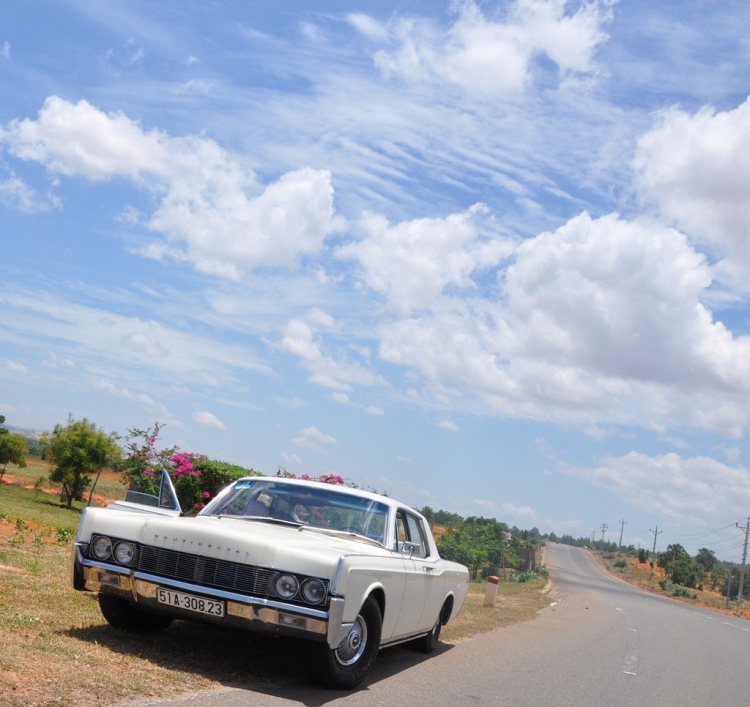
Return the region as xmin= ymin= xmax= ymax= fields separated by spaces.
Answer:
xmin=79 ymin=507 xmax=390 ymax=580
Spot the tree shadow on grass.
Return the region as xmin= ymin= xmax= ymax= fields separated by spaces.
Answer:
xmin=64 ymin=620 xmax=454 ymax=705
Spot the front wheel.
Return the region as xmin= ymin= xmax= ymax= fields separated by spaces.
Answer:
xmin=98 ymin=594 xmax=174 ymax=633
xmin=310 ymin=596 xmax=382 ymax=690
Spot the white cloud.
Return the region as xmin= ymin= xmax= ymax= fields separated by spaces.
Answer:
xmin=4 ymin=359 xmax=28 ymax=374
xmin=560 ymin=451 xmax=750 ymax=522
xmin=377 ymin=211 xmax=750 ymax=436
xmin=0 ymin=289 xmax=270 ymax=386
xmin=193 ymin=410 xmax=226 ymax=430
xmin=438 ymin=419 xmax=459 ymax=432
xmin=171 ymin=79 xmax=214 ymax=96
xmin=279 ymin=452 xmax=303 ymax=466
xmin=279 ymin=310 xmax=386 ymax=392
xmin=635 ymin=96 xmax=750 ymax=284
xmin=292 ymin=425 xmax=337 ymax=453
xmin=0 ymin=174 xmax=55 ymax=212
xmin=1 ymin=96 xmax=336 ymax=279
xmin=347 ymin=13 xmax=388 ymax=41
xmin=337 ymin=203 xmax=512 ymax=314
xmin=365 ymin=405 xmax=384 ymax=416
xmin=371 ymin=0 xmax=612 ymax=95
xmin=93 ymin=380 xmax=177 ymax=424
xmin=2 ymin=41 xmax=10 ymax=59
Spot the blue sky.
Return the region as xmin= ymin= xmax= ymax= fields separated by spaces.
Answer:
xmin=3 ymin=0 xmax=750 ymax=558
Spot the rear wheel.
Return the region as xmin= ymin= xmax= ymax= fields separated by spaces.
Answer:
xmin=409 ymin=611 xmax=442 ymax=653
xmin=310 ymin=596 xmax=382 ymax=690
xmin=98 ymin=594 xmax=174 ymax=633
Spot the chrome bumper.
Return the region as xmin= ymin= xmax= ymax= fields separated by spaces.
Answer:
xmin=73 ymin=543 xmax=349 ymax=647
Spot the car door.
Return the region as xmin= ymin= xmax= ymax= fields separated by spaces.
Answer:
xmin=403 ymin=513 xmax=446 ymax=630
xmin=392 ymin=509 xmax=435 ymax=635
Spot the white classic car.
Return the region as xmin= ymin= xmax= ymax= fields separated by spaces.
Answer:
xmin=72 ymin=471 xmax=469 ymax=689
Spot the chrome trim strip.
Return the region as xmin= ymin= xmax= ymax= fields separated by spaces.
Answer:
xmin=80 ymin=557 xmax=135 ymax=576
xmin=132 ymin=570 xmax=329 ymax=620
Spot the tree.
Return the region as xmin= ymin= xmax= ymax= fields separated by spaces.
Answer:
xmin=694 ymin=548 xmax=717 ymax=574
xmin=0 ymin=431 xmax=28 ymax=483
xmin=46 ymin=415 xmax=121 ymax=509
xmin=657 ymin=544 xmax=699 ymax=587
xmin=439 ymin=521 xmax=507 ymax=579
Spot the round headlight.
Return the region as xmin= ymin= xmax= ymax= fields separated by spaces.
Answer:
xmin=113 ymin=541 xmax=135 ymax=565
xmin=274 ymin=573 xmax=299 ymax=600
xmin=301 ymin=578 xmax=327 ymax=604
xmin=91 ymin=536 xmax=112 ymax=560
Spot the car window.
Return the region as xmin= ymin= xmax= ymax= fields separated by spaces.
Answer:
xmin=405 ymin=514 xmax=428 ymax=558
xmin=394 ymin=510 xmax=429 ymax=558
xmin=395 ymin=514 xmax=408 ymax=551
xmin=202 ymin=479 xmax=388 ymax=543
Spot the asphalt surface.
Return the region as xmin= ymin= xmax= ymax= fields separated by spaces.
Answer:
xmin=120 ymin=544 xmax=750 ymax=706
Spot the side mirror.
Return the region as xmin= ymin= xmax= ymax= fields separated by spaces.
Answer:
xmin=403 ymin=541 xmax=420 ymax=558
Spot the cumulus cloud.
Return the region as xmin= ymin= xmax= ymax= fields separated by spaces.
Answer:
xmin=1 ymin=96 xmax=336 ymax=279
xmin=635 ymin=96 xmax=750 ymax=284
xmin=337 ymin=203 xmax=512 ymax=314
xmin=560 ymin=451 xmax=750 ymax=522
xmin=376 ymin=210 xmax=750 ymax=435
xmin=368 ymin=0 xmax=613 ymax=95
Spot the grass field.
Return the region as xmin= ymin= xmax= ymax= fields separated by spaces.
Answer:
xmin=0 ymin=461 xmax=552 ymax=706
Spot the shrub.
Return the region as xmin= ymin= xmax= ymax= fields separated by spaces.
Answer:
xmin=510 ymin=570 xmax=539 ymax=583
xmin=614 ymin=558 xmax=628 ymax=568
xmin=56 ymin=527 xmax=74 ymax=544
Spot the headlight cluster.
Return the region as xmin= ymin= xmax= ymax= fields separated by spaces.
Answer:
xmin=89 ymin=535 xmax=136 ymax=566
xmin=272 ymin=573 xmax=327 ymax=605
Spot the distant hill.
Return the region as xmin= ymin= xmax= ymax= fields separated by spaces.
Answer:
xmin=1 ymin=425 xmax=48 ymax=442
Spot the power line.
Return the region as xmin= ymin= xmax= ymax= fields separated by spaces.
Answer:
xmin=664 ymin=521 xmax=741 ymax=541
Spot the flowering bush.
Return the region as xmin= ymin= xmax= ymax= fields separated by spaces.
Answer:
xmin=122 ymin=423 xmax=259 ymax=511
xmin=275 ymin=469 xmax=345 ymax=485
xmin=121 ymin=423 xmax=177 ymax=497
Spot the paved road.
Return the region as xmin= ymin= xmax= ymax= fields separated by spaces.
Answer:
xmin=123 ymin=544 xmax=750 ymax=706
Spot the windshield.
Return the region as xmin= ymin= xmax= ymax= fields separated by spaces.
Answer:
xmin=201 ymin=479 xmax=389 ymax=544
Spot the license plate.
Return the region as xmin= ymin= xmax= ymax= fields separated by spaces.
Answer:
xmin=157 ymin=588 xmax=225 ymax=617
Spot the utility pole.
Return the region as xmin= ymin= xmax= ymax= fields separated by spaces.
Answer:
xmin=600 ymin=523 xmax=608 ymax=544
xmin=736 ymin=518 xmax=750 ymax=608
xmin=649 ymin=526 xmax=662 ymax=579
xmin=618 ymin=519 xmax=627 ymax=553
xmin=591 ymin=529 xmax=596 ymax=544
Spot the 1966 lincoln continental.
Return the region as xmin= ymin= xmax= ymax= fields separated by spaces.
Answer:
xmin=72 ymin=471 xmax=469 ymax=689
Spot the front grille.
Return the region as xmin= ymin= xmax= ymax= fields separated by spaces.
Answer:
xmin=134 ymin=544 xmax=329 ymax=608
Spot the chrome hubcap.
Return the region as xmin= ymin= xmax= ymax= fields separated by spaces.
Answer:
xmin=335 ymin=614 xmax=368 ymax=666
